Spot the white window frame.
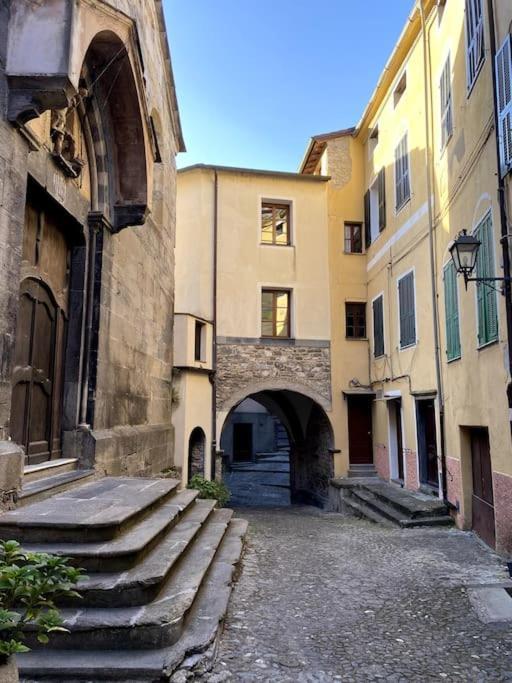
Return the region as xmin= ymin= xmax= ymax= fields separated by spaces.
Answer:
xmin=397 ymin=267 xmax=417 ymax=351
xmin=465 ymin=0 xmax=485 ymax=93
xmin=394 ymin=133 xmax=411 ymax=212
xmin=439 ymin=54 xmax=453 ymax=151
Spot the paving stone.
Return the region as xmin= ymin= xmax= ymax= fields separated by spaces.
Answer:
xmin=201 ymin=507 xmax=512 ymax=682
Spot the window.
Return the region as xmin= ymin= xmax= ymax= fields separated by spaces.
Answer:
xmin=475 ymin=213 xmax=498 ymax=346
xmin=261 ymin=289 xmax=290 ymax=338
xmin=465 ymin=0 xmax=484 ymax=91
xmin=398 ymin=271 xmax=416 ymax=349
xmin=394 ymin=134 xmax=411 ymax=211
xmin=346 ymin=303 xmax=366 ymax=339
xmin=440 ymin=56 xmax=453 ymax=149
xmin=344 ymin=222 xmax=363 ymax=253
xmin=368 ymin=125 xmax=379 ymax=158
xmin=194 ymin=321 xmax=205 ymax=361
xmin=261 ymin=202 xmax=290 ymax=245
xmin=394 ymin=71 xmax=407 ymax=107
xmin=496 ymin=34 xmax=512 ymax=177
xmin=443 ymin=262 xmax=461 ymax=361
xmin=364 ymin=167 xmax=386 ymax=247
xmin=373 ymin=295 xmax=385 ymax=357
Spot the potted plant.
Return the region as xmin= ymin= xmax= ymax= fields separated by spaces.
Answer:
xmin=0 ymin=540 xmax=84 ymax=681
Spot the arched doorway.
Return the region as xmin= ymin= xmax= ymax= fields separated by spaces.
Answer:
xmin=188 ymin=427 xmax=206 ymax=480
xmin=219 ymin=389 xmax=334 ymax=507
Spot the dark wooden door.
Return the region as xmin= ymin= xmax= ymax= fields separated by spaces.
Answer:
xmin=347 ymin=396 xmax=373 ymax=464
xmin=233 ymin=424 xmax=253 ymax=462
xmin=417 ymin=399 xmax=439 ymax=488
xmin=10 ymin=198 xmax=69 ymax=465
xmin=394 ymin=400 xmax=404 ymax=481
xmin=471 ymin=428 xmax=495 ymax=548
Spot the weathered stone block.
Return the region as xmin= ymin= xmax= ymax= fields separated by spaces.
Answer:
xmin=0 ymin=440 xmax=24 ymax=509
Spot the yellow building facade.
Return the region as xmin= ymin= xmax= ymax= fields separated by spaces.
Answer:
xmin=174 ymin=0 xmax=512 ymax=553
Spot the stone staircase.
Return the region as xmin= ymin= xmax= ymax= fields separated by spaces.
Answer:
xmin=21 ymin=458 xmax=96 ymax=506
xmin=330 ymin=478 xmax=453 ymax=528
xmin=0 ymin=476 xmax=247 ymax=681
xmin=346 ymin=463 xmax=378 ymax=478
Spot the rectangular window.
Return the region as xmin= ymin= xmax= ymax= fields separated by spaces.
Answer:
xmin=395 ymin=134 xmax=411 ymax=211
xmin=394 ymin=71 xmax=407 ymax=107
xmin=373 ymin=295 xmax=385 ymax=358
xmin=194 ymin=321 xmax=205 ymax=361
xmin=443 ymin=262 xmax=461 ymax=361
xmin=398 ymin=271 xmax=416 ymax=349
xmin=364 ymin=168 xmax=386 ymax=247
xmin=475 ymin=213 xmax=498 ymax=346
xmin=465 ymin=0 xmax=484 ymax=91
xmin=261 ymin=202 xmax=290 ymax=246
xmin=261 ymin=289 xmax=290 ymax=338
xmin=346 ymin=302 xmax=366 ymax=339
xmin=440 ymin=56 xmax=453 ymax=149
xmin=344 ymin=222 xmax=363 ymax=253
xmin=496 ymin=34 xmax=512 ymax=177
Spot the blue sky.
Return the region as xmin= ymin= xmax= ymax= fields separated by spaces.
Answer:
xmin=164 ymin=1 xmax=414 ymax=172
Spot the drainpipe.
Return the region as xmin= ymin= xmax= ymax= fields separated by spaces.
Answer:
xmin=418 ymin=0 xmax=448 ymax=501
xmin=210 ymin=170 xmax=219 ymax=479
xmin=486 ymin=0 xmax=512 ymax=436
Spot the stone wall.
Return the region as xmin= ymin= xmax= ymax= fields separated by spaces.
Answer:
xmin=293 ymin=404 xmax=334 ymax=505
xmin=216 ymin=340 xmax=331 ymax=411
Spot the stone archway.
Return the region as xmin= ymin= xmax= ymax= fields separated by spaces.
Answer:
xmin=188 ymin=427 xmax=206 ymax=480
xmin=219 ymin=388 xmax=335 ymax=506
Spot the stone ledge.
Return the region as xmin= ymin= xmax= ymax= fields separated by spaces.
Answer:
xmin=0 ymin=441 xmax=24 ymax=510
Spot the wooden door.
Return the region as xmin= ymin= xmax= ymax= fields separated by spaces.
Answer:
xmin=347 ymin=396 xmax=373 ymax=464
xmin=471 ymin=428 xmax=495 ymax=548
xmin=10 ymin=198 xmax=69 ymax=465
xmin=233 ymin=424 xmax=253 ymax=462
xmin=417 ymin=399 xmax=439 ymax=488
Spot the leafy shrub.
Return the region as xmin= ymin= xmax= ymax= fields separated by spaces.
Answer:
xmin=187 ymin=475 xmax=230 ymax=507
xmin=0 ymin=540 xmax=84 ymax=660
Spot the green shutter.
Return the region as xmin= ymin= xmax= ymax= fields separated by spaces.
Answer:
xmin=373 ymin=295 xmax=384 ymax=357
xmin=443 ymin=262 xmax=461 ymax=360
xmin=475 ymin=213 xmax=498 ymax=346
xmin=378 ymin=167 xmax=386 ymax=232
xmin=399 ymin=272 xmax=416 ymax=348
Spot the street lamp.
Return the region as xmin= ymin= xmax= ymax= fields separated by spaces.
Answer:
xmin=449 ymin=229 xmax=512 ymax=291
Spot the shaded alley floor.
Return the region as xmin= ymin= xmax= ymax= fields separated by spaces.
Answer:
xmin=201 ymin=507 xmax=512 ymax=682
xmin=223 ymin=454 xmax=291 ymax=507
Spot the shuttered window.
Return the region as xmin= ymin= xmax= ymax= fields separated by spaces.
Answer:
xmin=496 ymin=34 xmax=512 ymax=177
xmin=398 ymin=271 xmax=416 ymax=349
xmin=373 ymin=295 xmax=385 ymax=358
xmin=378 ymin=167 xmax=386 ymax=232
xmin=443 ymin=262 xmax=461 ymax=361
xmin=475 ymin=213 xmax=498 ymax=346
xmin=440 ymin=56 xmax=453 ymax=149
xmin=394 ymin=134 xmax=410 ymax=211
xmin=364 ymin=190 xmax=371 ymax=249
xmin=465 ymin=0 xmax=484 ymax=91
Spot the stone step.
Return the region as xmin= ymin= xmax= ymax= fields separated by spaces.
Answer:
xmin=25 ymin=508 xmax=234 ymax=651
xmin=23 ymin=458 xmax=79 ymax=484
xmin=72 ymin=499 xmax=217 ymax=607
xmin=350 ymin=489 xmax=453 ymax=528
xmin=0 ymin=477 xmax=180 ymax=543
xmin=347 ymin=465 xmax=378 ymax=478
xmin=361 ymin=482 xmax=449 ymax=519
xmin=19 ymin=469 xmax=96 ymax=507
xmin=22 ymin=489 xmax=199 ymax=573
xmin=18 ymin=518 xmax=248 ymax=681
xmin=342 ymin=494 xmax=396 ymax=528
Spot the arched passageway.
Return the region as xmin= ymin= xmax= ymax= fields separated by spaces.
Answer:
xmin=188 ymin=427 xmax=206 ymax=480
xmin=220 ymin=389 xmax=334 ymax=507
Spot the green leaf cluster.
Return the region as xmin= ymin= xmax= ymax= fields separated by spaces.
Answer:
xmin=187 ymin=475 xmax=230 ymax=508
xmin=0 ymin=540 xmax=84 ymax=660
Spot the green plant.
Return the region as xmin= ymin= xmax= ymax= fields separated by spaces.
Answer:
xmin=187 ymin=475 xmax=230 ymax=507
xmin=0 ymin=540 xmax=84 ymax=660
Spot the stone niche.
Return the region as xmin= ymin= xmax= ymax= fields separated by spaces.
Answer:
xmin=6 ymin=0 xmax=152 ymax=231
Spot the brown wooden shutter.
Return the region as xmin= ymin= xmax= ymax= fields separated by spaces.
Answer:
xmin=378 ymin=167 xmax=386 ymax=232
xmin=364 ymin=190 xmax=371 ymax=249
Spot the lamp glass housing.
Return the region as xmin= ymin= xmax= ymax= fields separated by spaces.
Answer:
xmin=449 ymin=231 xmax=480 ymax=277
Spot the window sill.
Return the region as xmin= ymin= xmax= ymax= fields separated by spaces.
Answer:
xmin=345 ymin=336 xmax=368 ymax=341
xmin=477 ymin=338 xmax=499 ymax=351
xmin=343 ymin=251 xmax=364 ymax=256
xmin=373 ymin=353 xmax=386 ymax=360
xmin=466 ymin=57 xmax=485 ymax=99
xmin=395 ymin=196 xmax=411 ymax=215
xmin=439 ymin=132 xmax=453 ymax=158
xmin=399 ymin=341 xmax=416 ymax=351
xmin=446 ymin=354 xmax=461 ymax=364
xmin=260 ymin=242 xmax=293 ymax=248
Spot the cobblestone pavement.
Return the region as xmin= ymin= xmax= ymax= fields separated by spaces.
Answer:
xmin=202 ymin=506 xmax=512 ymax=682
